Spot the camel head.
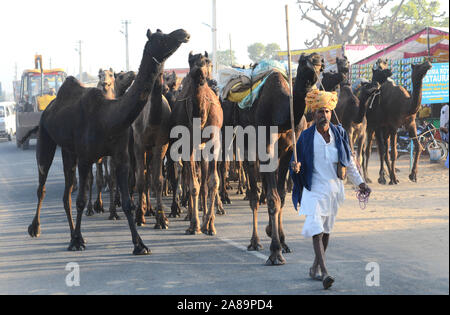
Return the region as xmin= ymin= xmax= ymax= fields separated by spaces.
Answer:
xmin=336 ymin=56 xmax=349 ymax=74
xmin=114 ymin=71 xmax=136 ymax=97
xmin=188 ymin=51 xmax=213 ymax=86
xmin=297 ymin=52 xmax=324 ymax=86
xmin=98 ymin=68 xmax=115 ymax=94
xmin=360 ymin=81 xmax=381 ymax=96
xmin=411 ymin=60 xmax=432 ymax=81
xmin=374 ymin=58 xmax=389 ymax=70
xmin=144 ymin=28 xmax=190 ymax=65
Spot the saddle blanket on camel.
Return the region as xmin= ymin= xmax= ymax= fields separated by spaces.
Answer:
xmin=218 ymin=60 xmax=289 ymax=109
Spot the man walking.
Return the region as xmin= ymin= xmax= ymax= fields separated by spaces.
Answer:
xmin=290 ymin=89 xmax=371 ymax=290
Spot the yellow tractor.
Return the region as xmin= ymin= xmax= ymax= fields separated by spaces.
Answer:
xmin=15 ymin=55 xmax=66 ymax=149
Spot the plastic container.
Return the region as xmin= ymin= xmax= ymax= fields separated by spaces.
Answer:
xmin=429 ymin=148 xmax=442 ymax=163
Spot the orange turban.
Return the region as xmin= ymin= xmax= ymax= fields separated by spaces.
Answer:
xmin=305 ymin=89 xmax=338 ymax=112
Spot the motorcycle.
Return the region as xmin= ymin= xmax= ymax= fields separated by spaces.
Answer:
xmin=397 ymin=121 xmax=448 ymax=160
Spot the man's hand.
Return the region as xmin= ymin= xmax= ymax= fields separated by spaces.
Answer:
xmin=358 ymin=183 xmax=371 ymax=196
xmin=440 ymin=126 xmax=448 ymax=134
xmin=291 ymin=161 xmax=301 ymax=173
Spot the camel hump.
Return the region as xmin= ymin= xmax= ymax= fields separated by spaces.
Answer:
xmin=57 ymin=76 xmax=85 ymax=100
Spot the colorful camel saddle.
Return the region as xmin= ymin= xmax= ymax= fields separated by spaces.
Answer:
xmin=219 ymin=60 xmax=288 ymax=109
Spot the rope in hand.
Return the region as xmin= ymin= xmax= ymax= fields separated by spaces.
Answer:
xmin=355 ymin=189 xmax=370 ymax=210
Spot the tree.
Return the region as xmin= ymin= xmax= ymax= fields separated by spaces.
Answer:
xmin=296 ymin=0 xmax=448 ymax=48
xmin=210 ymin=50 xmax=238 ymax=67
xmin=367 ymin=0 xmax=449 ymax=43
xmin=247 ymin=42 xmax=281 ymax=63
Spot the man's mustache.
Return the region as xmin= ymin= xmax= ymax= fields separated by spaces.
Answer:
xmin=318 ymin=117 xmax=330 ymax=125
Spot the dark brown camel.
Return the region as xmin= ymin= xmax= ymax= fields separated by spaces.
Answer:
xmin=229 ymin=53 xmax=323 ymax=265
xmin=168 ymin=51 xmax=223 ymax=235
xmin=321 ymin=56 xmax=350 ymax=91
xmin=86 ymin=70 xmax=136 ymax=217
xmin=132 ymin=71 xmax=172 ymax=229
xmin=365 ymin=60 xmax=432 ymax=185
xmin=26 ymin=28 xmax=190 ymax=255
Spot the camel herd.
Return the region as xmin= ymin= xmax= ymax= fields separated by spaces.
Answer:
xmin=23 ymin=28 xmax=432 ymax=264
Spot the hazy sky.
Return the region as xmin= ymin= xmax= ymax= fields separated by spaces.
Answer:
xmin=0 ymin=0 xmax=448 ymax=94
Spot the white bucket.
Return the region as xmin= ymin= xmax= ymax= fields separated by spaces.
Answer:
xmin=429 ymin=148 xmax=441 ymax=162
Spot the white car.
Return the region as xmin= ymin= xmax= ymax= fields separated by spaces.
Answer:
xmin=0 ymin=102 xmax=16 ymax=141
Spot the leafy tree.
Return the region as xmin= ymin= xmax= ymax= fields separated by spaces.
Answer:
xmin=296 ymin=0 xmax=449 ymax=48
xmin=247 ymin=42 xmax=281 ymax=63
xmin=210 ymin=50 xmax=238 ymax=67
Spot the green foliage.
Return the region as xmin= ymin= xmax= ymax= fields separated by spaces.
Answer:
xmin=210 ymin=50 xmax=238 ymax=67
xmin=247 ymin=42 xmax=281 ymax=63
xmin=369 ymin=0 xmax=448 ymax=43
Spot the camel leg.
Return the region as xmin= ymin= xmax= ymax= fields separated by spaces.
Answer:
xmin=94 ymin=160 xmax=105 ymax=213
xmin=275 ymin=151 xmax=292 ymax=254
xmin=168 ymin=158 xmax=182 ymax=218
xmin=264 ymin=170 xmax=285 ymax=266
xmin=407 ymin=121 xmax=422 ymax=182
xmin=61 ymin=149 xmax=77 ymax=238
xmin=363 ymin=128 xmax=375 ymax=183
xmin=103 ymin=157 xmax=110 ymax=191
xmin=244 ymin=160 xmax=263 ymax=251
xmin=388 ymin=129 xmax=400 ymax=185
xmin=202 ymin=160 xmax=219 ymax=235
xmin=28 ymin=128 xmax=57 ymax=238
xmin=375 ymin=128 xmax=387 ymax=185
xmin=113 ymin=153 xmax=150 ymax=255
xmin=134 ymin=145 xmax=147 ymax=226
xmin=185 ymin=155 xmax=201 ymax=235
xmin=68 ymin=162 xmax=90 ymax=251
xmin=200 ymin=159 xmax=208 ymax=223
xmin=108 ymin=159 xmax=120 ymax=220
xmin=85 ymin=167 xmax=94 ymax=216
xmin=152 ymin=144 xmax=169 ymax=229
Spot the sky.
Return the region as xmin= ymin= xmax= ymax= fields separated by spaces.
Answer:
xmin=0 ymin=0 xmax=448 ymax=94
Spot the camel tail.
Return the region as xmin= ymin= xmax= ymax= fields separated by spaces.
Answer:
xmin=18 ymin=126 xmax=39 ymax=145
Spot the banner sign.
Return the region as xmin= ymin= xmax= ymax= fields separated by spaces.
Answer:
xmin=422 ymin=62 xmax=449 ymax=104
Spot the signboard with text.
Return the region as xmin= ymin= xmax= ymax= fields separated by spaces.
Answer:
xmin=422 ymin=63 xmax=449 ymax=104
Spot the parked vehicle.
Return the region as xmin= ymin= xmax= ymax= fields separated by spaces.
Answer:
xmin=0 ymin=102 xmax=16 ymax=141
xmin=397 ymin=121 xmax=448 ymax=160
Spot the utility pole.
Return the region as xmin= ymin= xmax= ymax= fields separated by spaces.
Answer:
xmin=75 ymin=40 xmax=83 ymax=83
xmin=121 ymin=20 xmax=131 ymax=71
xmin=212 ymin=0 xmax=217 ymax=78
xmin=229 ymin=33 xmax=233 ymax=67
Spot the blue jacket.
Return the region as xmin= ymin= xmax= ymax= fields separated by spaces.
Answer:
xmin=290 ymin=123 xmax=353 ymax=210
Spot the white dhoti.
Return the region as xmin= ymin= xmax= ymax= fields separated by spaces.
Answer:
xmin=299 ymin=129 xmax=363 ymax=238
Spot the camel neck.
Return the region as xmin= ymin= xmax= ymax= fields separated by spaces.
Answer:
xmin=410 ymin=75 xmax=424 ymax=115
xmin=293 ymin=76 xmax=316 ymax=126
xmin=110 ymin=50 xmax=163 ymax=134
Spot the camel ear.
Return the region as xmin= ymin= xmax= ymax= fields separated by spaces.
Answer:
xmin=205 ymin=51 xmax=208 ymax=58
xmin=146 ymin=29 xmax=152 ymax=40
xmin=109 ymin=68 xmax=113 ymax=73
xmin=99 ymin=68 xmax=103 ymax=74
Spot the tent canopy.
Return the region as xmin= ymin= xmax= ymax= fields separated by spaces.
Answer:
xmin=355 ymin=27 xmax=449 ymax=65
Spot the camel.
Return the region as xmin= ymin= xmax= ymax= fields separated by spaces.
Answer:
xmin=226 ymin=53 xmax=323 ymax=265
xmin=364 ymin=60 xmax=432 ymax=185
xmin=132 ymin=71 xmax=172 ymax=229
xmin=321 ymin=56 xmax=350 ymax=91
xmin=26 ymin=28 xmax=190 ymax=255
xmin=86 ymin=70 xmax=136 ymax=218
xmin=168 ymin=51 xmax=223 ymax=235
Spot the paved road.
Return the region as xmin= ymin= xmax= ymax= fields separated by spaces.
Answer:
xmin=0 ymin=139 xmax=448 ymax=295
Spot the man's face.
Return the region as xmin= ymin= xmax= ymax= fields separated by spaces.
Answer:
xmin=314 ymin=108 xmax=332 ymax=128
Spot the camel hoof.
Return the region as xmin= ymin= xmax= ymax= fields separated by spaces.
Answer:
xmin=378 ymin=178 xmax=386 ymax=185
xmin=68 ymin=236 xmax=86 ymax=251
xmin=282 ymin=245 xmax=292 ymax=254
xmin=365 ymin=178 xmax=372 ymax=184
xmin=185 ymin=228 xmax=201 ymax=235
xmin=201 ymin=228 xmax=216 ymax=236
xmin=94 ymin=200 xmax=104 ymax=213
xmin=183 ymin=215 xmax=191 ymax=221
xmin=216 ymin=208 xmax=226 ymax=215
xmin=133 ymin=244 xmax=151 ymax=255
xmin=28 ymin=222 xmax=41 ymax=238
xmin=409 ymin=174 xmax=417 ymax=182
xmin=85 ymin=206 xmax=94 ymax=216
xmin=154 ymin=219 xmax=169 ymax=230
xmin=109 ymin=213 xmax=121 ymax=221
xmin=265 ymin=253 xmax=286 ymax=266
xmin=247 ymin=241 xmax=263 ymax=251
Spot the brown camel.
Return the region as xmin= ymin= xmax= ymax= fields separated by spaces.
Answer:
xmin=26 ymin=28 xmax=190 ymax=255
xmin=230 ymin=53 xmax=323 ymax=265
xmin=364 ymin=60 xmax=432 ymax=185
xmin=168 ymin=51 xmax=223 ymax=235
xmin=132 ymin=71 xmax=172 ymax=229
